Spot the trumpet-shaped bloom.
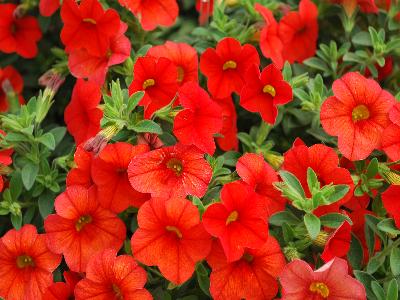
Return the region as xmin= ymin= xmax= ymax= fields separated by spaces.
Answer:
xmin=74 ymin=249 xmax=152 ymax=300
xmin=215 ymin=96 xmax=238 ymax=151
xmin=43 ymin=271 xmax=81 ymax=300
xmin=39 ymin=0 xmax=60 ymax=17
xmin=91 ymin=142 xmax=150 ymax=212
xmin=131 ymin=197 xmax=212 ymax=285
xmin=382 ymin=185 xmax=400 ymax=229
xmin=0 ymin=66 xmax=24 ymax=112
xmin=320 ymin=221 xmax=352 ymax=262
xmin=202 ymin=181 xmax=269 ymax=262
xmin=128 ymin=143 xmax=212 ymax=198
xmin=44 ymin=186 xmax=126 ymax=272
xmin=321 ymin=72 xmax=395 ymax=161
xmin=66 ymin=146 xmax=94 ymax=188
xmin=0 ymin=225 xmax=61 ymax=300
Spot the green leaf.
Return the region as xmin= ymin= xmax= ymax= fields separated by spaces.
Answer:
xmin=390 ymin=247 xmax=400 ymax=276
xmin=23 ymin=206 xmax=35 ymax=224
xmin=304 ymin=213 xmax=321 ymax=240
xmin=326 ymin=185 xmax=350 ymax=204
xmin=196 ymin=263 xmax=210 ymax=296
xmin=21 ymin=163 xmax=39 ymax=190
xmin=303 ymin=57 xmax=330 ymax=72
xmin=377 ymin=218 xmax=400 ymax=235
xmin=371 ymin=281 xmax=385 ymax=300
xmin=347 ymin=234 xmax=364 ymax=270
xmin=307 ymin=167 xmax=319 ymax=194
xmin=127 ymin=91 xmax=144 ymax=111
xmin=366 ymin=158 xmax=379 ymax=179
xmin=352 ymin=31 xmax=372 ymax=46
xmin=320 ymin=213 xmax=352 ymax=228
xmin=354 ymin=271 xmax=378 ymax=300
xmin=38 ymin=192 xmax=55 ymax=218
xmin=37 ymin=132 xmax=56 ymax=150
xmin=269 ymin=211 xmax=301 ymax=226
xmin=132 ymin=120 xmax=162 ymax=134
xmin=11 ymin=214 xmax=22 ymax=230
xmin=49 ymin=127 xmax=66 ymax=146
xmin=386 ymin=279 xmax=398 ymax=300
xmin=279 ymin=171 xmax=306 ymax=198
xmin=367 ymin=253 xmax=385 ymax=274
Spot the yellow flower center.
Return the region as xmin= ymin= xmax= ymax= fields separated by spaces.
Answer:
xmin=83 ymin=18 xmax=97 ymax=25
xmin=352 ymin=104 xmax=370 ymax=122
xmin=75 ymin=215 xmax=93 ymax=232
xmin=167 ymin=158 xmax=183 ymax=176
xmin=222 ymin=60 xmax=237 ymax=70
xmin=166 ymin=226 xmax=183 ymax=238
xmin=309 ymin=282 xmax=330 ymax=298
xmin=263 ymin=84 xmax=276 ymax=97
xmin=16 ymin=255 xmax=35 ymax=269
xmin=226 ymin=210 xmax=239 ymax=225
xmin=177 ymin=67 xmax=185 ymax=83
xmin=142 ymin=79 xmax=155 ymax=90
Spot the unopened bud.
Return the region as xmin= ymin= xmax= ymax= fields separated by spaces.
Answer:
xmin=312 ymin=231 xmax=330 ymax=247
xmin=283 ymin=246 xmax=301 ymax=262
xmin=264 ymin=152 xmax=284 ymax=170
xmin=83 ymin=125 xmax=120 ymax=155
xmin=39 ymin=70 xmax=65 ymax=95
xmin=137 ymin=133 xmax=164 ymax=150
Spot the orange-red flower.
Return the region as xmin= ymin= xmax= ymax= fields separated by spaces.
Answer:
xmin=74 ymin=249 xmax=152 ymax=300
xmin=0 ymin=130 xmax=13 ymax=192
xmin=173 ymin=82 xmax=223 ymax=155
xmin=64 ymin=79 xmax=103 ymax=145
xmin=320 ymin=221 xmax=352 ymax=262
xmin=382 ymin=103 xmax=400 ymax=161
xmin=66 ymin=146 xmax=94 ymax=188
xmin=61 ymin=0 xmax=120 ymax=56
xmin=44 ymin=185 xmax=126 ymax=272
xmin=0 ymin=4 xmax=42 ymax=59
xmin=321 ymin=72 xmax=395 ymax=161
xmin=91 ymin=142 xmax=150 ymax=212
xmin=128 ymin=143 xmax=212 ymax=198
xmin=0 ymin=66 xmax=24 ymax=112
xmin=332 ymin=0 xmax=378 ymax=16
xmin=118 ymin=0 xmax=179 ymax=31
xmin=382 ymin=185 xmax=400 ymax=229
xmin=215 ymin=96 xmax=238 ymax=151
xmin=236 ymin=153 xmax=286 ymax=217
xmin=147 ymin=41 xmax=199 ymax=86
xmin=131 ymin=197 xmax=212 ymax=285
xmin=128 ymin=56 xmax=179 ymax=119
xmin=202 ymin=181 xmax=269 ymax=262
xmin=280 ymin=258 xmax=366 ymax=299
xmin=200 ymin=37 xmax=260 ymax=98
xmin=240 ymin=64 xmax=293 ymax=124
xmin=43 ymin=271 xmax=81 ymax=300
xmin=39 ymin=0 xmax=60 ymax=17
xmin=207 ymin=237 xmax=286 ymax=300
xmin=0 ymin=225 xmax=61 ymax=300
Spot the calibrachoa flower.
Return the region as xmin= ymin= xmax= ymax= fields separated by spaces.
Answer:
xmin=43 ymin=271 xmax=81 ymax=300
xmin=0 ymin=225 xmax=61 ymax=300
xmin=128 ymin=56 xmax=179 ymax=119
xmin=215 ymin=96 xmax=238 ymax=151
xmin=202 ymin=181 xmax=269 ymax=262
xmin=68 ymin=21 xmax=131 ymax=86
xmin=382 ymin=102 xmax=400 ymax=161
xmin=200 ymin=37 xmax=260 ymax=98
xmin=147 ymin=41 xmax=199 ymax=86
xmin=44 ymin=185 xmax=126 ymax=272
xmin=280 ymin=257 xmax=366 ymax=299
xmin=320 ymin=72 xmax=395 ymax=161
xmin=236 ymin=152 xmax=286 ymax=216
xmin=332 ymin=0 xmax=378 ymax=16
xmin=39 ymin=0 xmax=60 ymax=17
xmin=173 ymin=82 xmax=223 ymax=155
xmin=128 ymin=143 xmax=212 ymax=198
xmin=0 ymin=66 xmax=24 ymax=112
xmin=64 ymin=79 xmax=103 ymax=145
xmin=207 ymin=237 xmax=286 ymax=300
xmin=320 ymin=221 xmax=352 ymax=262
xmin=131 ymin=197 xmax=212 ymax=285
xmin=240 ymin=64 xmax=293 ymax=125
xmin=74 ymin=249 xmax=152 ymax=300
xmin=382 ymin=185 xmax=400 ymax=229
xmin=118 ymin=0 xmax=179 ymax=31
xmin=0 ymin=130 xmax=13 ymax=192
xmin=91 ymin=142 xmax=151 ymax=212
xmin=61 ymin=0 xmax=120 ymax=56
xmin=66 ymin=145 xmax=94 ymax=188
xmin=0 ymin=4 xmax=42 ymax=59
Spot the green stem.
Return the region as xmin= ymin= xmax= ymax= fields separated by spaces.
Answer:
xmin=256 ymin=121 xmax=272 ymax=145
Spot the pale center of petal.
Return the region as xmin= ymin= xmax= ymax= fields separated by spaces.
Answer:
xmin=177 ymin=67 xmax=185 ymax=83
xmin=166 ymin=225 xmax=183 ymax=238
xmin=16 ymin=254 xmax=35 ymax=268
xmin=226 ymin=210 xmax=239 ymax=225
xmin=83 ymin=18 xmax=97 ymax=25
xmin=222 ymin=60 xmax=237 ymax=71
xmin=142 ymin=79 xmax=155 ymax=90
xmin=75 ymin=215 xmax=93 ymax=232
xmin=166 ymin=158 xmax=183 ymax=176
xmin=352 ymin=104 xmax=370 ymax=122
xmin=309 ymin=282 xmax=330 ymax=298
xmin=263 ymin=84 xmax=276 ymax=97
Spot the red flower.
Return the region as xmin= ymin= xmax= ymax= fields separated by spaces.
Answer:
xmin=0 ymin=4 xmax=42 ymax=59
xmin=44 ymin=185 xmax=126 ymax=272
xmin=66 ymin=146 xmax=94 ymax=188
xmin=207 ymin=237 xmax=286 ymax=300
xmin=64 ymin=79 xmax=103 ymax=145
xmin=200 ymin=37 xmax=260 ymax=98
xmin=61 ymin=0 xmax=120 ymax=56
xmin=202 ymin=181 xmax=269 ymax=262
xmin=332 ymin=0 xmax=378 ymax=16
xmin=320 ymin=221 xmax=352 ymax=262
xmin=0 ymin=130 xmax=13 ymax=166
xmin=173 ymin=82 xmax=223 ymax=155
xmin=148 ymin=41 xmax=199 ymax=86
xmin=118 ymin=0 xmax=179 ymax=31
xmin=128 ymin=143 xmax=212 ymax=198
xmin=280 ymin=257 xmax=366 ymax=299
xmin=195 ymin=0 xmax=214 ymax=25
xmin=390 ymin=102 xmax=400 ymax=125
xmin=215 ymin=97 xmax=238 ymax=151
xmin=240 ymin=64 xmax=293 ymax=124
xmin=282 ymin=142 xmax=354 ymax=215
xmin=39 ymin=0 xmax=60 ymax=17
xmin=92 ymin=142 xmax=150 ymax=213
xmin=382 ymin=122 xmax=400 ymax=161
xmin=320 ymin=72 xmax=395 ymax=161
xmin=128 ymin=56 xmax=179 ymax=119
xmin=256 ymin=0 xmax=318 ymax=68
xmin=75 ymin=249 xmax=152 ymax=300
xmin=382 ymin=185 xmax=400 ymax=229
xmin=43 ymin=271 xmax=81 ymax=300
xmin=68 ymin=21 xmax=131 ymax=86
xmin=132 ymin=197 xmax=212 ymax=285
xmin=236 ymin=153 xmax=286 ymax=217
xmin=0 ymin=66 xmax=24 ymax=112
xmin=0 ymin=225 xmax=61 ymax=300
